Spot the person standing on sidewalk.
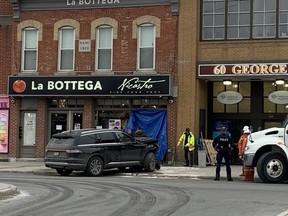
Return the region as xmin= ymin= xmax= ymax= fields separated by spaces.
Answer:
xmin=213 ymin=127 xmax=234 ymax=181
xmin=238 ymin=126 xmax=251 ymax=176
xmin=177 ymin=128 xmax=195 ymax=167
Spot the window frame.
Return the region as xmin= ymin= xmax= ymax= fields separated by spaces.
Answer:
xmin=58 ymin=26 xmax=75 ymax=71
xmin=137 ymin=24 xmax=156 ymax=71
xmin=227 ymin=0 xmax=251 ymax=39
xmin=202 ymin=0 xmax=287 ymax=40
xmin=21 ymin=27 xmax=38 ymax=72
xmin=96 ymin=25 xmax=113 ymax=71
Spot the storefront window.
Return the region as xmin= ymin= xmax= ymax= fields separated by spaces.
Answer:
xmin=226 ymin=103 xmax=237 ymax=112
xmin=48 ymin=98 xmax=83 ymax=108
xmin=213 ymin=82 xmax=250 ymax=113
xmin=239 ymin=98 xmax=250 ymax=112
xmin=95 ymin=98 xmax=167 ymax=109
xmin=263 ymin=81 xmax=288 ymax=113
xmin=95 ymin=98 xmax=167 ymax=129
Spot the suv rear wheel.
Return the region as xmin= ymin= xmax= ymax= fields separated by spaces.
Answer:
xmin=143 ymin=152 xmax=156 ymax=172
xmin=86 ymin=156 xmax=104 ymax=176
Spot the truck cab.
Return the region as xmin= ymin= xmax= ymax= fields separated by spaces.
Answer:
xmin=244 ymin=116 xmax=288 ymax=183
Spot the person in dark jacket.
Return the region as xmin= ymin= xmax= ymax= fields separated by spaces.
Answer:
xmin=212 ymin=127 xmax=234 ymax=181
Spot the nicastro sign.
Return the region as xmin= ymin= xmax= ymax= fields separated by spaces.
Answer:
xmin=8 ymin=75 xmax=172 ymax=97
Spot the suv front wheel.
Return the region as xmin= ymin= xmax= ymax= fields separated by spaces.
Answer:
xmin=86 ymin=156 xmax=104 ymax=176
xmin=143 ymin=152 xmax=156 ymax=172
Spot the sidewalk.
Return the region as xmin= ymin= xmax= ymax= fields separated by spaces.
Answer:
xmin=0 ymin=161 xmax=259 ymax=199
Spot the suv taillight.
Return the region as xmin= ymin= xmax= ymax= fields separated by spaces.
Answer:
xmin=66 ymin=149 xmax=82 ymax=153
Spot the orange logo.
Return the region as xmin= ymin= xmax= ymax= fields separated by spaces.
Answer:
xmin=12 ymin=80 xmax=26 ymax=93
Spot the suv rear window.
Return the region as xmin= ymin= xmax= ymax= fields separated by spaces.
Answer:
xmin=47 ymin=137 xmax=75 ymax=148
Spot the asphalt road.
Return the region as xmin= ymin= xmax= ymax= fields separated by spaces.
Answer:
xmin=0 ymin=172 xmax=288 ymax=216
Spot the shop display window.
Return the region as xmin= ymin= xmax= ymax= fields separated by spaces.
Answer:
xmin=48 ymin=98 xmax=83 ymax=108
xmin=213 ymin=81 xmax=250 ymax=113
xmin=263 ymin=81 xmax=288 ymax=113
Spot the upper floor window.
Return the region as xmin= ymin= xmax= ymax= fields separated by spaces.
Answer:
xmin=279 ymin=0 xmax=288 ymax=37
xmin=22 ymin=28 xmax=38 ymax=71
xmin=253 ymin=0 xmax=276 ymax=38
xmin=202 ymin=0 xmax=288 ymax=40
xmin=203 ymin=0 xmax=225 ymax=40
xmin=96 ymin=26 xmax=112 ymax=70
xmin=137 ymin=24 xmax=155 ymax=70
xmin=58 ymin=27 xmax=75 ymax=71
xmin=227 ymin=0 xmax=250 ymax=39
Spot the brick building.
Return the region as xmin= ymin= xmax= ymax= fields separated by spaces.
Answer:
xmin=1 ymin=0 xmax=180 ymax=162
xmin=178 ymin=0 xmax=288 ymax=164
xmin=0 ymin=0 xmax=13 ymax=159
xmin=3 ymin=0 xmax=288 ymax=165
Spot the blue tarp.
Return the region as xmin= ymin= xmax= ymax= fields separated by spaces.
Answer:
xmin=125 ymin=109 xmax=167 ymax=161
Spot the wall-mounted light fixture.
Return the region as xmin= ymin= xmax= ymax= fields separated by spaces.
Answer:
xmin=276 ymin=79 xmax=285 ymax=85
xmin=223 ymin=80 xmax=232 ymax=85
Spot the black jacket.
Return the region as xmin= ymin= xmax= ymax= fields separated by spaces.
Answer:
xmin=212 ymin=133 xmax=233 ymax=151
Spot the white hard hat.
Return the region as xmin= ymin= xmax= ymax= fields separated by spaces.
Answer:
xmin=243 ymin=126 xmax=250 ymax=134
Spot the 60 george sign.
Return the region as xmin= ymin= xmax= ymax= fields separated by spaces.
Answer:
xmin=212 ymin=64 xmax=288 ymax=75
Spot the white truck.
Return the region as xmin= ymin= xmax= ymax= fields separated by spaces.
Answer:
xmin=244 ymin=117 xmax=288 ymax=183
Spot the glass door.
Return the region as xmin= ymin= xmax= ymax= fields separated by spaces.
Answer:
xmin=19 ymin=111 xmax=37 ymax=158
xmin=50 ymin=113 xmax=68 ymax=136
xmin=49 ymin=111 xmax=83 ymax=138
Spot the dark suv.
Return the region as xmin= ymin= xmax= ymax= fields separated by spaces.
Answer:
xmin=44 ymin=128 xmax=159 ymax=176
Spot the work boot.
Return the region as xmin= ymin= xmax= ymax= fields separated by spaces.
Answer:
xmin=214 ymin=173 xmax=220 ymax=181
xmin=227 ymin=174 xmax=233 ymax=181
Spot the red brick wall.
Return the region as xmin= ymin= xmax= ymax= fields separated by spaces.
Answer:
xmin=0 ymin=2 xmax=13 ymax=159
xmin=12 ymin=6 xmax=177 ymax=75
xmin=35 ymin=98 xmax=47 ymax=158
xmin=0 ymin=0 xmax=13 ymax=15
xmin=8 ymin=98 xmax=20 ymax=158
xmin=0 ymin=0 xmax=13 ymax=94
xmin=8 ymin=4 xmax=178 ymax=161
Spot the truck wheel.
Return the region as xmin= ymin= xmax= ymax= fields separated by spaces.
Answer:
xmin=257 ymin=152 xmax=288 ymax=183
xmin=143 ymin=152 xmax=156 ymax=172
xmin=86 ymin=156 xmax=103 ymax=176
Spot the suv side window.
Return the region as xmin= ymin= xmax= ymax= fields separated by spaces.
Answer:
xmin=116 ymin=132 xmax=134 ymax=143
xmin=79 ymin=134 xmax=97 ymax=145
xmin=98 ymin=132 xmax=116 ymax=143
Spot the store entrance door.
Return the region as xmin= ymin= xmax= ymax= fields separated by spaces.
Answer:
xmin=49 ymin=111 xmax=83 ymax=138
xmin=19 ymin=111 xmax=37 ymax=158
